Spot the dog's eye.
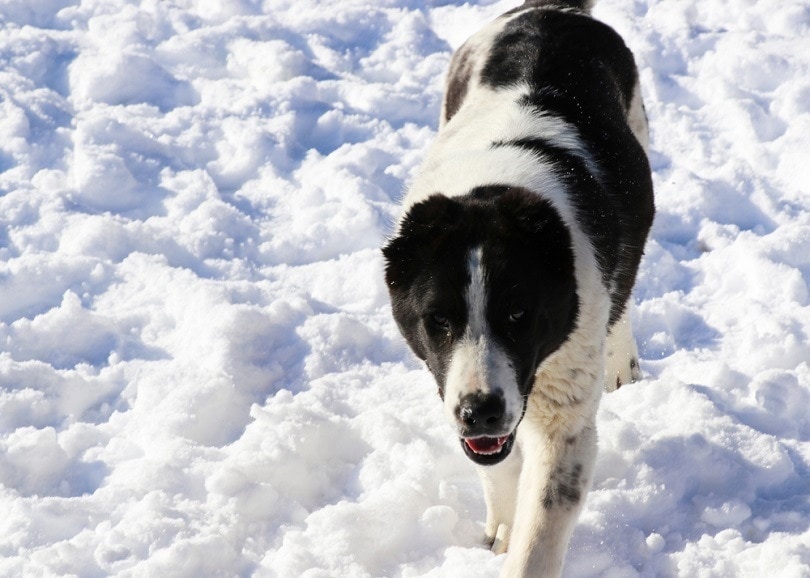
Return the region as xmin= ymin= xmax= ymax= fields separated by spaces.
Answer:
xmin=508 ymin=310 xmax=525 ymax=323
xmin=429 ymin=312 xmax=450 ymax=329
xmin=430 ymin=313 xmax=450 ymax=329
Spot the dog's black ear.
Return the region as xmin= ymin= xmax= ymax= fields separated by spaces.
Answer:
xmin=398 ymin=194 xmax=462 ymax=237
xmin=382 ymin=194 xmax=461 ymax=289
xmin=381 ymin=236 xmax=410 ymax=290
xmin=495 ymin=187 xmax=575 ymax=275
xmin=496 ymin=187 xmax=559 ymax=233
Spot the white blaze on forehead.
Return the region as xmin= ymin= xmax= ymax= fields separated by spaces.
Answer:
xmin=443 ymin=248 xmax=491 ymax=420
xmin=466 ymin=247 xmax=487 ymax=337
xmin=443 ymin=247 xmax=522 ymax=433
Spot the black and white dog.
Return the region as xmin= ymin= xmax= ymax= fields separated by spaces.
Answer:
xmin=383 ymin=0 xmax=654 ymax=576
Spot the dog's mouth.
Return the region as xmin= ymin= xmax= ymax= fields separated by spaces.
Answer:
xmin=460 ymin=432 xmax=516 ymax=465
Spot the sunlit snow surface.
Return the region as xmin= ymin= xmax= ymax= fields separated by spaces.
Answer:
xmin=0 ymin=0 xmax=808 ymax=576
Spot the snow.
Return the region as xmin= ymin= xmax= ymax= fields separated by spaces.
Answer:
xmin=0 ymin=0 xmax=808 ymax=575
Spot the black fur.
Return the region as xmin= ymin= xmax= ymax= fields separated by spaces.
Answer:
xmin=383 ymin=186 xmax=579 ymax=402
xmin=477 ymin=8 xmax=654 ymax=325
xmin=543 ymin=462 xmax=583 ymax=510
xmin=443 ymin=49 xmax=474 ymax=123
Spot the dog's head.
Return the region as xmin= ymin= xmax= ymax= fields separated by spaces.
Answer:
xmin=383 ymin=186 xmax=578 ymax=465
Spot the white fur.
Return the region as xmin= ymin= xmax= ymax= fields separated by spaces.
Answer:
xmin=627 ymin=80 xmax=650 ymax=154
xmin=444 ymin=248 xmax=523 ymax=434
xmin=605 ymin=306 xmax=641 ymax=390
xmin=477 ymin=443 xmax=522 ymax=554
xmin=439 ymin=13 xmax=525 ymax=128
xmin=405 ymin=84 xmax=599 ymax=217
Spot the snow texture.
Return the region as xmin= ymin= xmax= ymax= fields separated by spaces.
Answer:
xmin=0 ymin=0 xmax=808 ymax=576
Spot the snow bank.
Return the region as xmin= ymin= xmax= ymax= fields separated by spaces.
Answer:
xmin=0 ymin=0 xmax=808 ymax=576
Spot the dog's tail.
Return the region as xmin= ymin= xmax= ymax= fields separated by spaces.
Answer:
xmin=523 ymin=0 xmax=595 ymax=12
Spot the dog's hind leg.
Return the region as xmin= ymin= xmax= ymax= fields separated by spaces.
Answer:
xmin=604 ymin=306 xmax=641 ymax=391
xmin=477 ymin=443 xmax=522 ymax=554
xmin=626 ymin=79 xmax=650 ymax=155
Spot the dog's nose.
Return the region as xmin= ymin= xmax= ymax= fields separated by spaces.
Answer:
xmin=457 ymin=393 xmax=505 ymax=429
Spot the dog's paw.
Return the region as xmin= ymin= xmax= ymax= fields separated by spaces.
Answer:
xmin=604 ymin=309 xmax=641 ymax=392
xmin=606 ymin=353 xmax=640 ymax=391
xmin=485 ymin=523 xmax=510 ymax=555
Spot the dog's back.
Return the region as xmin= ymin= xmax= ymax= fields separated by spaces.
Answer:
xmin=421 ymin=0 xmax=654 ymax=328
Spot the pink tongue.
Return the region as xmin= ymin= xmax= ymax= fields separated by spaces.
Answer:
xmin=465 ymin=435 xmax=508 ymax=454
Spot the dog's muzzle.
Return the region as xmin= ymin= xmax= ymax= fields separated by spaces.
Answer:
xmin=455 ymin=392 xmax=517 ymax=465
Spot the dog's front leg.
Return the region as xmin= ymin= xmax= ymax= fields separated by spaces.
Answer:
xmin=499 ymin=422 xmax=597 ymax=578
xmin=477 ymin=442 xmax=523 ymax=554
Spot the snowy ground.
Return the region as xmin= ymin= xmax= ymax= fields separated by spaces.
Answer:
xmin=1 ymin=0 xmax=808 ymax=576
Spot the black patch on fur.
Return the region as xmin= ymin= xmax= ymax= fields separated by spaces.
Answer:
xmin=542 ymin=487 xmax=554 ymax=510
xmin=480 ymin=10 xmax=636 ymax=108
xmin=558 ymin=463 xmax=583 ymax=504
xmin=543 ymin=462 xmax=583 ymax=510
xmin=382 ymin=195 xmax=469 ymax=388
xmin=490 ymin=137 xmax=622 ymax=318
xmin=443 ymin=47 xmax=474 ymax=123
xmin=480 ymin=7 xmax=654 ymax=325
xmin=383 ymin=187 xmax=578 ymax=401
